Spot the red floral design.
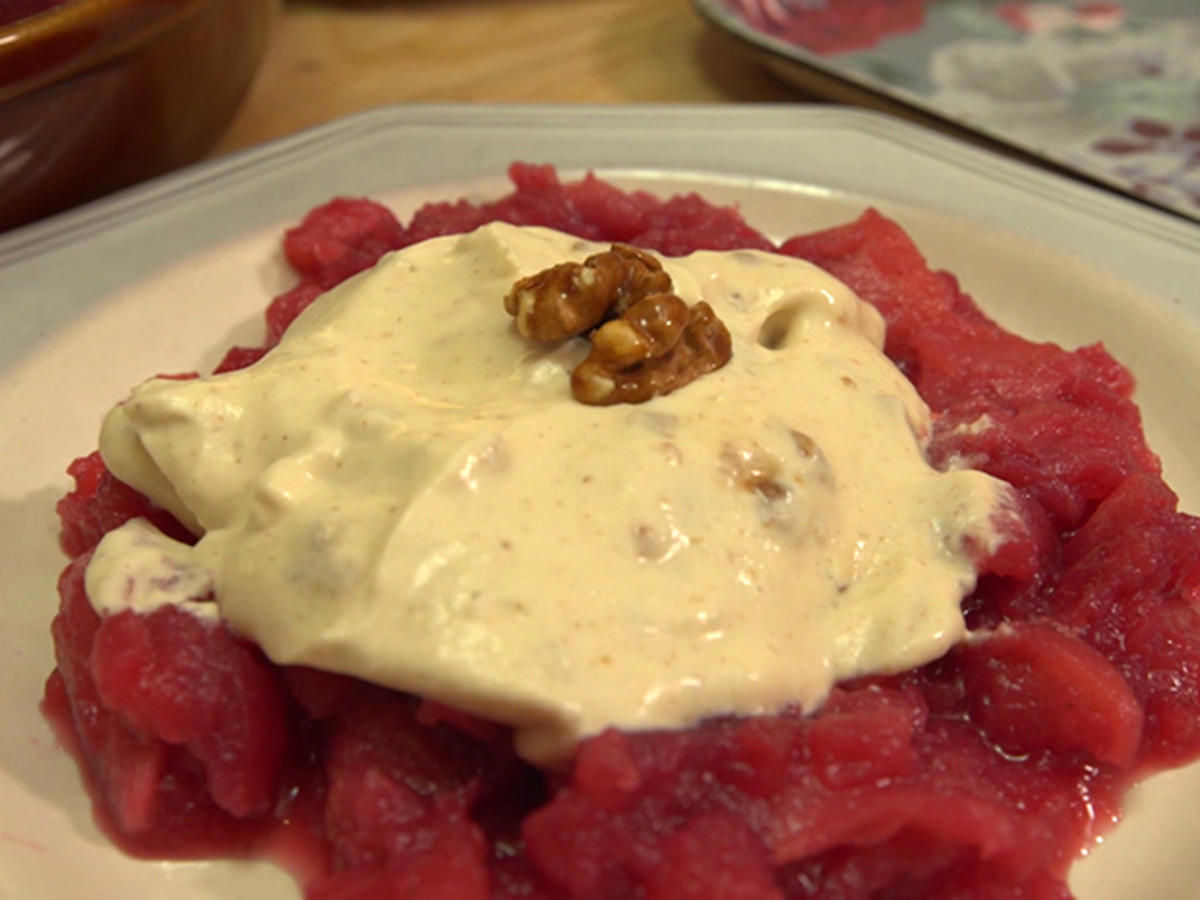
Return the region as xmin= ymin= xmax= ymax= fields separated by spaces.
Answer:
xmin=994 ymin=1 xmax=1125 ymax=34
xmin=1091 ymin=117 xmax=1200 ymax=209
xmin=727 ymin=0 xmax=928 ymax=56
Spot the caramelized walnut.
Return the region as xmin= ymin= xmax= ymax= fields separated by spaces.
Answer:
xmin=572 ymin=300 xmax=732 ymax=405
xmin=505 ymin=244 xmax=732 ymax=406
xmin=503 ymin=244 xmax=671 ymax=341
xmin=589 ymin=292 xmax=690 ymax=368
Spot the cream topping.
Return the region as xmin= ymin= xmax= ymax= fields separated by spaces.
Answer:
xmin=86 ymin=517 xmax=217 ymax=622
xmin=91 ymin=223 xmax=1012 ymax=762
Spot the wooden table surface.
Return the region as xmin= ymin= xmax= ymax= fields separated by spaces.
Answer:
xmin=212 ymin=0 xmax=806 ymax=156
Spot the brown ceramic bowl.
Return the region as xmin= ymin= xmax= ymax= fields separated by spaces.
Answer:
xmin=0 ymin=0 xmax=278 ymax=232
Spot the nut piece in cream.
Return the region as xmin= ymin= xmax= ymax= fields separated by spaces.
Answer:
xmin=91 ymin=223 xmax=1015 ymax=763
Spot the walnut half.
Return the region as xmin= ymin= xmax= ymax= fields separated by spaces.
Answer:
xmin=572 ymin=299 xmax=732 ymax=405
xmin=503 ymin=244 xmax=671 ymax=342
xmin=505 ymin=244 xmax=733 ymax=406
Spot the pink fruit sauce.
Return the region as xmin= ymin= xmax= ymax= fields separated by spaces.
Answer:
xmin=44 ymin=164 xmax=1200 ymax=898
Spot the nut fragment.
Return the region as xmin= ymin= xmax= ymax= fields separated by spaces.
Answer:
xmin=503 ymin=244 xmax=671 ymax=341
xmin=505 ymin=244 xmax=732 ymax=405
xmin=720 ymin=441 xmax=790 ymax=502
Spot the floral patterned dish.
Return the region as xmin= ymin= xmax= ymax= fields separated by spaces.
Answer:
xmin=695 ymin=0 xmax=1200 ymax=222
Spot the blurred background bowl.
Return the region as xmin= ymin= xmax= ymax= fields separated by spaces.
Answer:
xmin=0 ymin=0 xmax=278 ymax=233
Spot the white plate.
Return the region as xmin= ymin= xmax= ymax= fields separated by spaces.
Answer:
xmin=1 ymin=105 xmax=1199 ymax=899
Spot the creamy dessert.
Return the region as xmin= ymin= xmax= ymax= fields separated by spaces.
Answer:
xmin=89 ymin=222 xmax=1010 ymax=762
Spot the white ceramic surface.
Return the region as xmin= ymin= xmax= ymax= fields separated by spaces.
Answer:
xmin=1 ymin=105 xmax=1198 ymax=899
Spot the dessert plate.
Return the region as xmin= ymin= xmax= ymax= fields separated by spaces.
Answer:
xmin=1 ymin=104 xmax=1198 ymax=899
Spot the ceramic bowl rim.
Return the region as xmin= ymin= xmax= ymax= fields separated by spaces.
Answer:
xmin=0 ymin=0 xmax=236 ymax=101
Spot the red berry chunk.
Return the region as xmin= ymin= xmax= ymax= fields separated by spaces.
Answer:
xmin=265 ymin=279 xmax=326 ymax=346
xmin=56 ymin=452 xmax=193 ymax=558
xmin=283 ymin=197 xmax=406 ymax=288
xmin=959 ymin=622 xmax=1144 ymax=767
xmin=90 ymin=605 xmax=288 ymax=817
xmin=47 ymin=554 xmax=283 ymax=854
